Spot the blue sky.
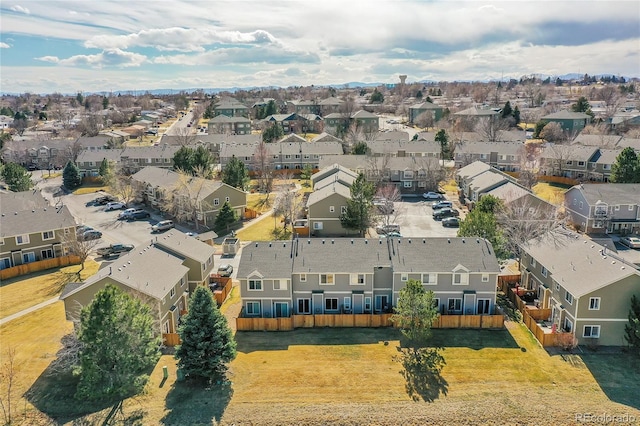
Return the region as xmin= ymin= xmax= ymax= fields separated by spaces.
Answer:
xmin=1 ymin=1 xmax=639 ymax=94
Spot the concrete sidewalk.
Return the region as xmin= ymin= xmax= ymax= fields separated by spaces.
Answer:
xmin=0 ymin=296 xmax=60 ymax=326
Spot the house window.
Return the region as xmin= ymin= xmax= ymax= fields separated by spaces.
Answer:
xmin=541 ymin=266 xmax=548 ymax=277
xmin=320 ymin=274 xmax=334 ymax=285
xmin=563 ymin=318 xmax=573 ymax=333
xmin=341 ymin=206 xmax=347 ymax=214
xmin=164 ymin=158 xmax=170 ymax=163
xmin=583 ymin=325 xmax=600 ymax=338
xmin=274 ymin=279 xmax=287 ymax=290
xmin=615 ymin=205 xmax=620 ymax=211
xmin=42 ymin=231 xmax=54 ymax=240
xmin=325 ymin=298 xmax=338 ymax=311
xmin=403 ymin=181 xmax=412 ymax=188
xmin=403 ymin=171 xmax=414 ymax=179
xmin=448 ymin=298 xmax=462 ymax=313
xmin=181 ymin=277 xmax=185 ymax=287
xmin=300 ymin=273 xmax=307 ymax=282
xmin=422 ymin=273 xmax=436 ymax=285
xmin=343 ymin=297 xmax=351 ymax=311
xmin=313 ymin=222 xmax=323 ymax=230
xmin=297 ymin=298 xmax=311 ymax=314
xmin=214 ymin=198 xmax=220 ymax=206
xmin=246 ymin=302 xmax=261 ymax=316
xmin=329 ymin=206 xmax=335 ymax=213
xmin=453 ymin=273 xmax=468 ymax=285
xmin=15 ymin=235 xmax=30 ymax=245
xmin=225 ymin=196 xmax=230 ymax=202
xmin=555 ymin=283 xmax=560 ymax=291
xmin=364 ymin=297 xmax=372 ymax=312
xmin=629 ymin=205 xmax=634 ymax=211
xmin=418 ymin=181 xmax=426 ymax=188
xmin=401 ymin=273 xmax=408 ymax=282
xmin=248 ymin=279 xmax=263 ymax=290
xmin=531 ymin=258 xmax=537 ymax=267
xmin=481 ymin=274 xmax=489 ymax=282
xmin=41 ymin=249 xmax=54 ymax=259
xmin=170 ymin=288 xmax=175 ymax=298
xmin=565 ymin=291 xmax=573 ymax=305
xmin=0 ymin=258 xmax=11 ymax=270
xmin=566 ymin=160 xmax=573 ymax=165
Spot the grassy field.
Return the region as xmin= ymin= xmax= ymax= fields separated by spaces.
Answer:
xmin=532 ymin=182 xmax=571 ymax=205
xmin=0 ymin=260 xmax=100 ymax=318
xmin=2 ymin=303 xmax=639 ymax=425
xmin=72 ymin=185 xmax=110 ymax=195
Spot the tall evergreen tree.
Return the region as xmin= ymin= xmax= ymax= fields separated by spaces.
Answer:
xmin=98 ymin=158 xmax=113 ymax=185
xmin=262 ymin=123 xmax=284 ymax=143
xmin=571 ymin=96 xmax=594 ymax=118
xmin=625 ymin=295 xmax=640 ymax=357
xmin=176 ymin=286 xmax=237 ymax=383
xmin=340 ymin=173 xmax=375 ymax=237
xmin=221 ymin=156 xmax=249 ymax=190
xmin=1 ymin=162 xmax=33 ymax=192
xmin=501 ymin=101 xmax=512 ymax=119
xmin=435 ymin=129 xmax=451 ymax=161
xmin=63 ymin=161 xmax=82 ymax=190
xmin=391 ymin=279 xmax=438 ymax=349
xmin=610 ymin=147 xmax=640 ymax=183
xmin=75 ymin=285 xmax=160 ymax=401
xmin=214 ymin=201 xmax=238 ymax=232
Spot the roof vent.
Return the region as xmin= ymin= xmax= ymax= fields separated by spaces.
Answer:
xmin=255 ymin=242 xmax=258 ymax=247
xmin=322 ymin=239 xmax=325 ymax=244
xmin=422 ymin=239 xmax=425 ymax=244
xmin=379 ymin=239 xmax=382 ymax=244
xmin=307 ymin=240 xmax=311 ymax=244
xmin=14 ymin=212 xmax=17 ymax=215
xmin=447 ymin=239 xmax=451 ymax=243
xmin=591 ymin=245 xmax=595 ymax=248
xmin=462 ymin=239 xmax=465 ymax=243
xmin=331 ymin=239 xmax=334 ymax=244
xmin=351 ymin=239 xmax=354 ymax=244
xmin=612 ymin=261 xmax=616 ymax=264
xmin=118 ymin=268 xmax=122 ymax=271
xmin=283 ymin=242 xmax=286 ymax=247
xmin=32 ymin=209 xmax=34 ymax=213
xmin=365 ymin=239 xmax=368 ymax=244
xmin=408 ymin=239 xmax=411 ymax=243
xmin=269 ymin=242 xmax=272 ymax=247
xmin=476 ymin=239 xmax=480 ymax=243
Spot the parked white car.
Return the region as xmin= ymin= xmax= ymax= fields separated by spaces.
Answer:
xmin=620 ymin=235 xmax=640 ymax=249
xmin=105 ymin=201 xmax=126 ymax=211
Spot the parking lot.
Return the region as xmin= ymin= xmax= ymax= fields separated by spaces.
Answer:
xmin=372 ymin=196 xmax=465 ymax=238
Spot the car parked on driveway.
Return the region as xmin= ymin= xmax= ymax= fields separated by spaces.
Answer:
xmin=433 ymin=208 xmax=460 ymax=220
xmin=105 ymin=201 xmax=126 ymax=211
xmin=442 ymin=217 xmax=460 ymax=227
xmin=118 ymin=208 xmax=138 ymax=219
xmin=126 ymin=210 xmax=151 ymax=221
xmin=217 ymin=264 xmax=234 ymax=277
xmin=422 ymin=191 xmax=444 ymax=200
xmin=432 ymin=201 xmax=453 ymax=210
xmin=620 ymin=235 xmax=640 ymax=249
xmin=151 ymin=220 xmax=174 ymax=233
xmin=94 ymin=195 xmax=116 ymax=206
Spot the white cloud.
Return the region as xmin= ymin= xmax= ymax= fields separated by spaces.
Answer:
xmin=85 ymin=28 xmax=279 ymax=52
xmin=0 ymin=42 xmax=10 ymax=48
xmin=153 ymin=45 xmax=319 ymax=66
xmin=35 ymin=49 xmax=147 ymax=68
xmin=10 ymin=4 xmax=30 ymax=14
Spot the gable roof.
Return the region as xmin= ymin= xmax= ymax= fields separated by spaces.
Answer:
xmin=456 ymin=161 xmax=492 ymax=180
xmin=311 ymin=132 xmax=343 ymax=143
xmin=454 ymin=107 xmax=498 ymax=117
xmin=483 ymin=181 xmax=530 ymax=204
xmin=410 ymin=101 xmax=442 ymax=110
xmin=306 ymin=181 xmax=351 ymax=207
xmin=237 ymin=241 xmax=294 ymax=278
xmin=542 ymin=110 xmax=591 ymax=120
xmin=153 ymin=230 xmax=216 ymax=264
xmin=351 ymin=110 xmax=378 ymax=119
xmin=522 ymin=231 xmax=639 ymax=298
xmin=469 ymin=170 xmax=509 ymax=192
xmin=311 ymin=163 xmax=358 ymax=185
xmin=572 ymin=183 xmax=640 ymax=205
xmin=0 ymin=191 xmax=76 ymax=237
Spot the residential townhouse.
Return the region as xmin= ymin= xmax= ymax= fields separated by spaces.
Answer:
xmin=61 ymin=232 xmax=215 ymax=336
xmin=207 ymin=115 xmax=252 ymax=135
xmin=454 ymin=141 xmax=523 ymax=171
xmin=131 ymin=166 xmax=247 ymax=229
xmin=541 ymin=110 xmax=591 ymax=133
xmin=408 ymin=101 xmax=444 ymax=124
xmin=76 ymin=145 xmax=182 ymax=176
xmin=564 ymin=183 xmax=640 ymax=234
xmin=311 ymin=163 xmax=358 ymax=190
xmin=287 ymin=100 xmax=320 ymax=115
xmin=237 ymin=237 xmax=500 ymax=319
xmin=0 ymin=191 xmax=76 ymax=270
xmin=539 ymin=144 xmax=598 ymax=179
xmin=262 ymin=113 xmax=323 ymax=134
xmin=1 ymin=139 xmax=76 ymax=169
xmin=306 ymin=180 xmax=354 ymax=237
xmin=322 ymin=110 xmax=379 ymax=135
xmin=520 ymin=231 xmax=640 ymax=346
xmin=318 ymin=154 xmax=442 ymax=195
xmin=213 ymin=99 xmax=249 ymax=118
xmin=219 ymin=141 xmax=343 ymax=171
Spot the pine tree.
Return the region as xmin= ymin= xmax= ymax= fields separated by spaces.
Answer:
xmin=610 ymin=147 xmax=640 ymax=183
xmin=1 ymin=162 xmax=33 ymax=192
xmin=214 ymin=201 xmax=238 ymax=233
xmin=221 ymin=156 xmax=249 ymax=190
xmin=176 ymin=286 xmax=237 ymax=383
xmin=75 ymin=285 xmax=160 ymax=401
xmin=501 ymin=101 xmax=512 ymax=119
xmin=625 ymin=295 xmax=640 ymax=357
xmin=340 ymin=173 xmax=375 ymax=237
xmin=98 ymin=158 xmax=113 ymax=185
xmin=435 ymin=129 xmax=450 ymax=161
xmin=63 ymin=161 xmax=82 ymax=190
xmin=391 ymin=279 xmax=438 ymax=349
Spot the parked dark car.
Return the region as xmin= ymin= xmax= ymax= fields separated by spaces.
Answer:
xmin=441 ymin=217 xmax=460 ymax=227
xmin=79 ymin=230 xmax=102 ymax=241
xmin=433 ymin=208 xmax=460 ymax=220
xmin=94 ymin=195 xmax=116 ymax=205
xmin=126 ymin=210 xmax=151 ymax=221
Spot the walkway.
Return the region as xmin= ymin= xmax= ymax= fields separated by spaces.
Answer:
xmin=0 ymin=296 xmax=60 ymax=326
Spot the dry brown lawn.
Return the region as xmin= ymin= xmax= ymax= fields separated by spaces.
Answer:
xmin=533 ymin=182 xmax=571 ymax=205
xmin=0 ymin=260 xmax=100 ymax=318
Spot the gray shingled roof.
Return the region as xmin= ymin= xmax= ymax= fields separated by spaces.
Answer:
xmin=484 ymin=182 xmax=530 ymax=204
xmin=314 ymin=171 xmax=357 ymax=191
xmin=311 ymin=164 xmax=358 ymax=185
xmin=367 ymin=140 xmax=441 ymax=155
xmin=456 ymin=141 xmax=523 ymax=156
xmin=131 ymin=166 xmax=228 ymax=202
xmin=60 ymin=244 xmax=189 ymax=300
xmin=454 ymin=107 xmax=499 ymax=117
xmin=306 ymin=181 xmax=351 ymax=207
xmin=311 ymin=132 xmax=343 ymax=143
xmin=1 ymin=205 xmax=76 ymax=237
xmin=542 ymin=110 xmax=590 ymax=120
xmin=522 ymin=232 xmax=639 ymax=298
xmin=571 ymin=134 xmax=622 ymax=147
xmin=0 ymin=190 xmax=49 ymax=212
xmin=469 ymin=171 xmax=509 ymax=192
xmin=351 ymin=110 xmax=378 ymax=119
xmin=208 ymin=114 xmax=250 ymax=123
xmin=153 ymin=230 xmax=216 ymax=264
xmin=456 ymin=161 xmax=492 ymax=180
xmin=237 ymin=241 xmax=294 ymax=278
xmin=575 ymin=183 xmax=640 ymax=205
xmin=410 ymin=101 xmax=442 ymax=110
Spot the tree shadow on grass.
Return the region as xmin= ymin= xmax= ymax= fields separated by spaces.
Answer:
xmin=161 ymin=379 xmax=233 ymax=426
xmin=395 ymin=347 xmax=448 ymax=402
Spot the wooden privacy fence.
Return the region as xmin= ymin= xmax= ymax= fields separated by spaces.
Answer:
xmin=0 ymin=255 xmax=81 ymax=280
xmin=498 ymin=274 xmax=521 ymax=291
xmin=236 ymin=313 xmax=503 ymax=332
xmin=523 ymin=310 xmax=558 ymax=347
xmin=209 ymin=276 xmax=232 ymax=306
xmin=163 ymin=333 xmax=181 ymax=346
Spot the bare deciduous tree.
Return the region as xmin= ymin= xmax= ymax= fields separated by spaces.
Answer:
xmin=252 ymin=141 xmax=274 ymax=194
xmin=0 ymin=346 xmax=18 ymax=425
xmin=111 ymin=175 xmax=140 ymax=205
xmin=174 ymin=126 xmax=196 ymax=146
xmin=541 ymin=143 xmax=575 ymax=177
xmin=476 ymin=116 xmax=510 ymax=142
xmin=160 ymin=171 xmax=212 ymax=231
xmin=63 ymin=230 xmax=102 ymax=273
xmin=273 ymin=182 xmax=303 ymax=235
xmin=539 ymin=122 xmax=565 ymax=143
xmin=373 ymin=184 xmax=404 ymax=228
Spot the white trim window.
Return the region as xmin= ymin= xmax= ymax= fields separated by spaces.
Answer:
xmin=341 ymin=206 xmax=347 ymax=214
xmin=246 ymin=301 xmax=261 ymax=316
xmin=588 ymin=297 xmax=600 ymax=310
xmin=225 ymin=196 xmax=230 ymax=202
xmin=214 ymin=198 xmax=220 ymax=206
xmin=42 ymin=231 xmax=54 ymax=240
xmin=325 ymin=298 xmax=338 ymax=312
xmin=274 ymin=279 xmax=288 ymax=290
xmin=320 ymin=274 xmax=334 ymax=285
xmin=313 ymin=222 xmax=323 ymax=230
xmin=41 ymin=249 xmax=54 ymax=259
xmin=541 ymin=266 xmax=548 ymax=277
xmin=565 ymin=291 xmax=573 ymax=305
xmin=299 ymin=273 xmax=307 ymax=282
xmin=400 ymin=273 xmax=408 ymax=282
xmin=452 ymin=273 xmax=468 ymax=285
xmin=422 ymin=273 xmax=436 ymax=285
xmin=351 ymin=273 xmax=365 ymax=285
xmin=248 ymin=279 xmax=263 ymax=291
xmin=15 ymin=235 xmax=30 ymax=245
xmin=170 ymin=288 xmax=175 ymax=298
xmin=583 ymin=325 xmax=600 ymax=338
xmin=448 ymin=298 xmax=462 ymax=313
xmin=481 ymin=274 xmax=489 ymax=282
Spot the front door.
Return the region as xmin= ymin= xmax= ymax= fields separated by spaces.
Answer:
xmin=274 ymin=302 xmax=288 ymax=318
xmin=353 ymin=294 xmax=364 ymax=314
